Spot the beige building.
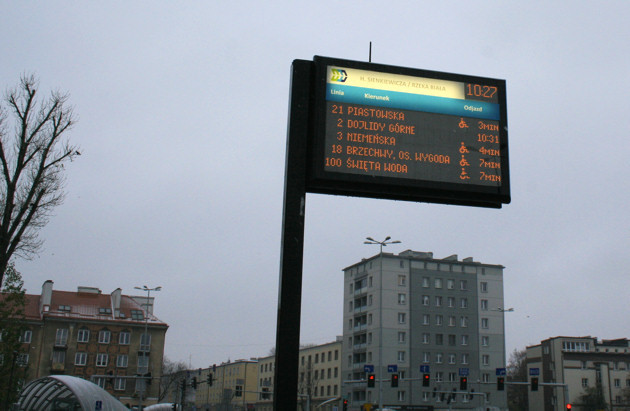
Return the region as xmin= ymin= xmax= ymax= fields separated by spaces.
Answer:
xmin=527 ymin=336 xmax=630 ymax=410
xmin=17 ymin=280 xmax=168 ymax=409
xmin=256 ymin=339 xmax=343 ymax=411
xmin=192 ymin=359 xmax=258 ymax=410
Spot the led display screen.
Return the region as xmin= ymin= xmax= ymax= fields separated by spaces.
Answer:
xmin=305 ymin=56 xmax=510 ymax=207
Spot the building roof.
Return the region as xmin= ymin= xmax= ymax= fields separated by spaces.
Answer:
xmin=9 ymin=281 xmax=168 ymax=328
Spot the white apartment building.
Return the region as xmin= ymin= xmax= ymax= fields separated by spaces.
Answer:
xmin=342 ymin=250 xmax=507 ymax=410
xmin=527 ymin=336 xmax=630 ymax=411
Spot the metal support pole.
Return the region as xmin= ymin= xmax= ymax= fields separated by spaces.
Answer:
xmin=273 ymin=59 xmax=312 ymax=410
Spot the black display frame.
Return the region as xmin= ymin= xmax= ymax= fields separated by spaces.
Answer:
xmin=305 ymin=56 xmax=511 ymax=208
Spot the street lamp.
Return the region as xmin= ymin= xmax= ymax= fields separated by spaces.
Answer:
xmin=493 ymin=306 xmax=513 ymax=406
xmin=364 ymin=237 xmax=401 ymax=411
xmin=134 ymin=285 xmax=162 ymax=411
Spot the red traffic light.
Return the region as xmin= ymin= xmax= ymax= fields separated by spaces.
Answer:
xmin=367 ymin=374 xmax=375 ymax=388
xmin=391 ymin=374 xmax=399 ymax=387
xmin=422 ymin=373 xmax=430 ymax=387
xmin=566 ymin=405 xmax=572 ymax=410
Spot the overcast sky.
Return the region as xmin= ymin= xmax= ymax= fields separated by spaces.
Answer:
xmin=2 ymin=1 xmax=629 ymax=368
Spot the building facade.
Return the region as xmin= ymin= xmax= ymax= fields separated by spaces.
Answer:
xmin=342 ymin=250 xmax=507 ymax=410
xmin=527 ymin=336 xmax=630 ymax=411
xmin=16 ymin=280 xmax=168 ymax=409
xmin=187 ymin=359 xmax=258 ymax=410
xmin=255 ymin=339 xmax=343 ymax=411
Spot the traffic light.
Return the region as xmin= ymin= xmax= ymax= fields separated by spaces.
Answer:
xmin=566 ymin=404 xmax=572 ymax=410
xmin=367 ymin=374 xmax=375 ymax=388
xmin=391 ymin=374 xmax=399 ymax=387
xmin=460 ymin=376 xmax=468 ymax=390
xmin=342 ymin=399 xmax=348 ymax=411
xmin=497 ymin=376 xmax=505 ymax=391
xmin=191 ymin=377 xmax=197 ymax=389
xmin=531 ymin=377 xmax=538 ymax=391
xmin=423 ymin=373 xmax=430 ymax=387
xmin=207 ymin=373 xmax=213 ymax=386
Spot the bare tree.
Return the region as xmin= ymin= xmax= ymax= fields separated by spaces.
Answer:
xmin=507 ymin=348 xmax=528 ymax=411
xmin=0 ymin=74 xmax=79 ymax=282
xmin=159 ymin=357 xmax=189 ymax=402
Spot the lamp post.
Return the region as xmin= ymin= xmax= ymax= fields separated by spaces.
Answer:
xmin=134 ymin=285 xmax=162 ymax=411
xmin=364 ymin=237 xmax=401 ymax=411
xmin=493 ymin=306 xmax=513 ymax=407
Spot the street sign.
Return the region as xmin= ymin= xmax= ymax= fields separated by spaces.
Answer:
xmin=420 ymin=365 xmax=430 ymax=373
xmin=459 ymin=367 xmax=469 ymax=376
xmin=496 ymin=367 xmax=507 ymax=376
xmin=388 ymin=364 xmax=398 ymax=373
xmin=364 ymin=364 xmax=374 ymax=373
xmin=529 ymin=367 xmax=540 ymax=376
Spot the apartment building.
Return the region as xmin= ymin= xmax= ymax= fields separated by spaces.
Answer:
xmin=256 ymin=339 xmax=343 ymax=411
xmin=527 ymin=336 xmax=630 ymax=410
xmin=191 ymin=359 xmax=258 ymax=410
xmin=15 ymin=280 xmax=168 ymax=409
xmin=342 ymin=250 xmax=507 ymax=410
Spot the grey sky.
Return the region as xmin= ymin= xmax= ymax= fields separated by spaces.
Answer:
xmin=2 ymin=1 xmax=629 ymax=368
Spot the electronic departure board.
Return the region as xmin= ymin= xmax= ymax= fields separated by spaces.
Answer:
xmin=305 ymin=56 xmax=510 ymax=207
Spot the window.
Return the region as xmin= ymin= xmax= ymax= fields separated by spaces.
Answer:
xmin=422 ymin=392 xmax=430 ymax=402
xmin=460 ymin=316 xmax=468 ymax=327
xmin=480 ymin=282 xmax=488 ymax=293
xmin=448 ymin=335 xmax=456 ymax=346
xmin=119 ymin=331 xmax=130 ymax=345
xmin=447 ymin=297 xmax=455 ymax=308
xmin=435 ymin=278 xmax=443 ymax=289
xmin=435 ymin=371 xmax=443 ymax=382
xmin=436 ymin=352 xmax=443 ymax=363
xmin=562 ymin=341 xmax=590 ymax=352
xmin=461 ymin=335 xmax=469 ymax=346
xmin=115 ymin=378 xmax=126 ymax=391
xmin=448 ymin=316 xmax=456 ymax=327
xmin=398 ymin=391 xmax=405 ymax=401
xmin=447 ymin=279 xmax=455 ymax=289
xmin=398 ymin=275 xmax=406 ymax=286
xmin=399 ymin=332 xmax=406 ymax=343
xmin=422 ymin=333 xmax=430 ymax=344
xmin=481 ymin=299 xmax=488 ymax=310
xmin=398 ymin=351 xmax=405 ymax=362
xmin=422 ymin=314 xmax=430 ymax=325
xmin=481 ymin=318 xmax=489 ymax=329
xmin=75 ymin=352 xmax=87 ymax=366
xmin=422 ymin=277 xmax=430 ymax=288
xmin=99 ymin=307 xmax=112 ymax=315
xmin=131 ymin=310 xmax=145 ymax=321
xmin=448 ymin=372 xmax=456 ymax=382
xmin=423 ymin=352 xmax=430 ymax=363
xmin=462 ymin=354 xmax=469 ymax=364
xmin=435 ymin=315 xmax=443 ymax=326
xmin=77 ymin=328 xmax=90 ymax=343
xmin=482 ymin=336 xmax=489 ymax=347
xmin=435 ymin=334 xmax=443 ymax=345
xmin=460 ymin=280 xmax=467 ymax=290
xmin=448 ymin=353 xmax=456 ymax=364
xmin=55 ymin=328 xmax=68 ymax=346
xmin=138 ymin=353 xmax=149 ymax=373
xmin=140 ymin=333 xmax=151 ymax=351
xmin=96 ymin=353 xmax=108 ymax=367
xmin=422 ymin=295 xmax=430 ymax=306
xmin=20 ymin=330 xmax=32 ymax=343
xmin=482 ymin=355 xmax=489 ymax=366
xmin=398 ymin=294 xmax=406 ymax=305
xmin=614 ymin=379 xmax=621 ymax=388
xmin=16 ymin=353 xmax=29 ymax=366
xmin=58 ymin=305 xmax=71 ymax=312
xmin=435 ymin=296 xmax=442 ymax=307
xmin=98 ymin=330 xmax=111 ymax=344
xmin=52 ymin=350 xmax=65 ymax=364
xmin=482 ymin=373 xmax=490 ymax=383
xmin=398 ymin=313 xmax=406 ymax=324
xmin=117 ymin=354 xmax=128 ymax=368
xmin=582 ymin=378 xmax=588 ymax=388
xmin=460 ymin=298 xmax=468 ymax=309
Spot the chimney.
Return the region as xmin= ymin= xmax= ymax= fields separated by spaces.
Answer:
xmin=111 ymin=288 xmax=122 ymax=317
xmin=40 ymin=280 xmax=53 ymax=314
